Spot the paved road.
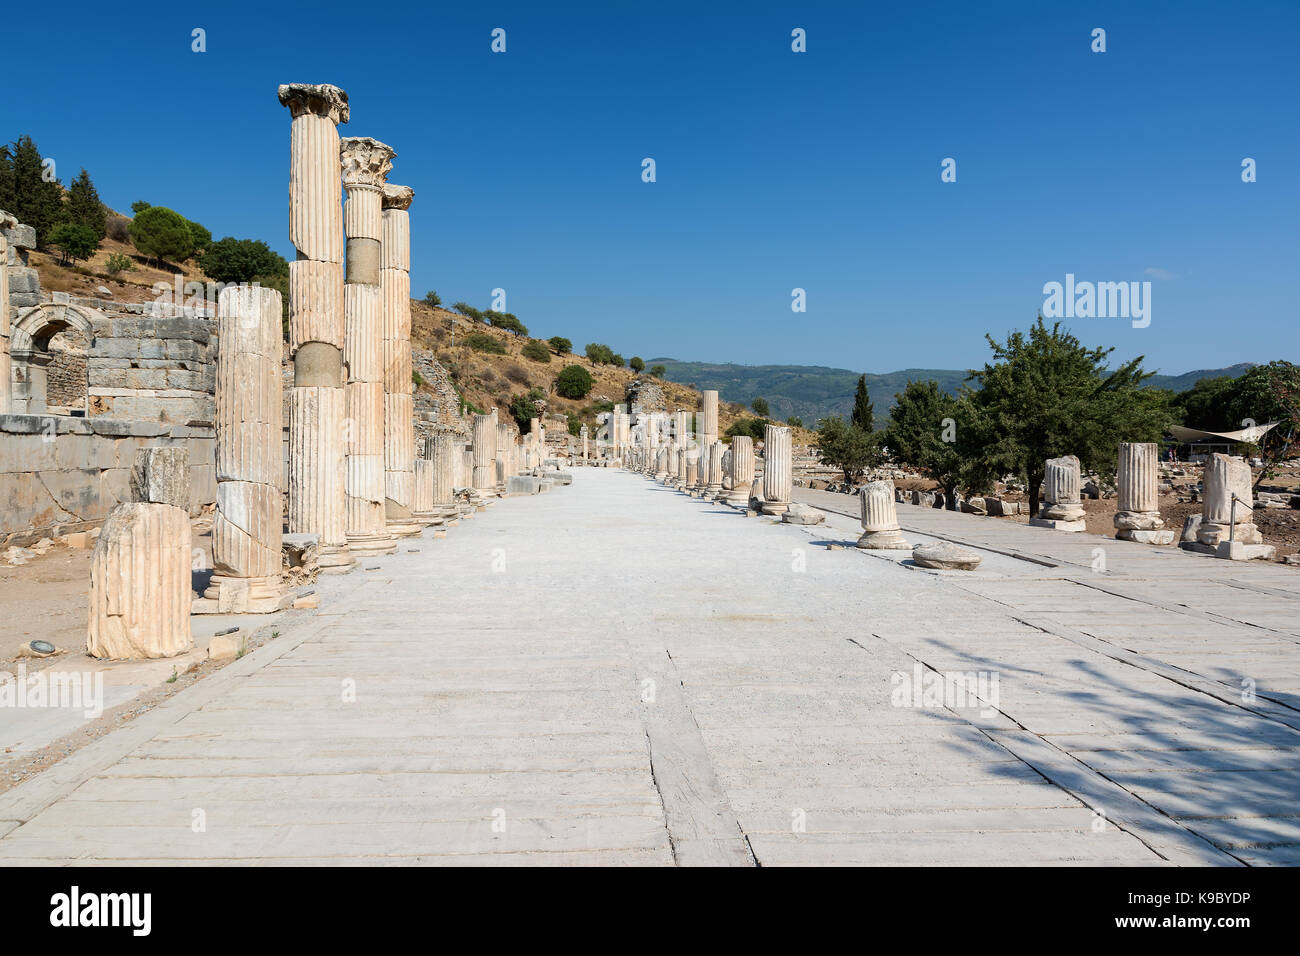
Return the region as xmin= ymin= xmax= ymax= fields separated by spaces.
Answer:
xmin=1 ymin=469 xmax=1297 ymax=865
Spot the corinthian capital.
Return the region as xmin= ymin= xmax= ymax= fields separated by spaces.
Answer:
xmin=277 ymin=83 xmax=350 ymax=125
xmin=382 ymin=184 xmax=415 ymax=210
xmin=340 ymin=137 xmax=396 ymax=188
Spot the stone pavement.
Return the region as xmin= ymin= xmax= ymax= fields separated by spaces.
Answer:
xmin=0 ymin=470 xmax=1297 ymax=865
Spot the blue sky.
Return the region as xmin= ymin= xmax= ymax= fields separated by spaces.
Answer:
xmin=4 ymin=0 xmax=1296 ymax=376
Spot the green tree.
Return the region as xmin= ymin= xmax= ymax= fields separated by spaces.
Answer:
xmin=566 ymin=411 xmax=583 ymax=436
xmin=1172 ymin=376 xmax=1237 ymax=431
xmin=555 ymin=364 xmax=594 ymax=399
xmin=815 ymin=416 xmax=880 ymax=482
xmin=612 ymin=354 xmax=625 ymax=368
xmin=548 ymin=336 xmax=572 ymax=354
xmin=423 ymin=290 xmax=441 ymax=307
xmin=521 ymin=340 xmax=551 ymax=363
xmin=130 ymin=200 xmax=151 ymax=214
xmin=751 ymin=397 xmax=770 ymax=417
xmin=48 ymin=222 xmax=99 ymax=265
xmin=883 ymin=380 xmax=970 ymax=507
xmin=201 ymin=238 xmax=288 ymax=284
xmin=508 ymin=388 xmax=547 ymax=430
xmin=3 ymin=136 xmax=65 ymax=246
xmin=128 ymin=206 xmax=195 ymax=265
xmin=787 ymin=416 xmax=803 ymax=428
xmin=1220 ymin=360 xmax=1300 ymax=487
xmin=851 ymin=374 xmax=874 ymax=432
xmin=964 ymin=317 xmax=1169 ymax=517
xmin=185 ymin=218 xmax=212 ymax=256
xmin=105 ymin=252 xmax=135 ymax=276
xmin=649 ymin=364 xmax=666 ymax=378
xmin=65 ymin=168 xmax=107 ymax=241
xmin=452 ymin=301 xmax=483 ymax=321
xmin=630 ymin=356 xmax=646 ymax=373
xmin=585 ymin=343 xmax=616 ymax=365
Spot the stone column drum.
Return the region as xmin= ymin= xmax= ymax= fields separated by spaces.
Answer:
xmin=1114 ymin=442 xmax=1173 ymax=544
xmin=428 ymin=432 xmax=458 ymax=516
xmin=202 ymin=286 xmax=290 ymax=613
xmin=0 ymin=212 xmax=13 ymax=413
xmin=857 ymin=480 xmax=909 ymax=549
xmin=279 ymin=83 xmax=352 ymax=573
xmin=1029 ymin=454 xmax=1086 ymax=532
xmin=1199 ymin=453 xmax=1262 ymax=546
xmin=706 ymin=441 xmax=724 ymax=496
xmin=581 ymin=425 xmax=589 ymax=460
xmin=761 ymin=425 xmax=793 ymax=515
xmin=88 ymin=449 xmax=193 ymax=659
xmin=472 ymin=411 xmax=498 ymax=493
xmin=381 ymin=183 xmax=421 ymax=537
xmin=726 ymin=436 xmax=755 ymax=506
xmin=341 ymin=136 xmax=397 ymax=556
xmin=496 ymin=421 xmax=515 ymax=487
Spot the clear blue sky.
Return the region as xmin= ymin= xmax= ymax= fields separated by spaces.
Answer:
xmin=4 ymin=0 xmax=1296 ymax=376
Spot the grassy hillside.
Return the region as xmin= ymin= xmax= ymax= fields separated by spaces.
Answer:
xmin=651 ymin=358 xmax=1258 ymax=428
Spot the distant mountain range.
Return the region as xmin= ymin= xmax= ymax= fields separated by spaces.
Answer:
xmin=649 ymin=359 xmax=1257 ymax=428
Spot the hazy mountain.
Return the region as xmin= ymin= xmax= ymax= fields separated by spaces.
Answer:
xmin=648 ymin=359 xmax=1256 ymax=428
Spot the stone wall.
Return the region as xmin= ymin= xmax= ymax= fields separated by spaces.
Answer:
xmin=46 ymin=327 xmax=89 ymax=410
xmin=0 ymin=414 xmax=216 ymax=546
xmin=1 ymin=212 xmax=39 ymax=309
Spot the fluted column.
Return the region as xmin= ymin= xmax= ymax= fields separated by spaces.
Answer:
xmin=857 ymin=479 xmax=909 ymax=549
xmin=280 ymin=82 xmax=352 ymax=572
xmin=381 ymin=182 xmax=421 ymax=536
xmin=429 ymin=432 xmax=458 ymax=516
xmin=706 ymin=440 xmax=724 ymax=496
xmin=1199 ymin=453 xmax=1261 ymax=546
xmin=1114 ymin=442 xmax=1171 ymax=543
xmin=472 ymin=411 xmax=498 ymax=493
xmin=1030 ymin=454 xmax=1085 ymax=531
xmin=496 ymin=421 xmax=514 ymax=487
xmin=88 ymin=449 xmax=192 ymax=659
xmin=341 ymin=136 xmax=397 ymax=556
xmin=685 ymin=449 xmax=699 ymax=488
xmin=581 ymin=425 xmax=589 ymax=460
xmin=726 ymin=436 xmax=754 ymax=506
xmin=761 ymin=424 xmax=792 ymax=514
xmin=204 ymin=286 xmax=288 ymax=611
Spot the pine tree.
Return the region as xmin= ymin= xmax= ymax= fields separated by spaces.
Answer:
xmin=5 ymin=136 xmax=65 ymax=246
xmin=851 ymin=374 xmax=874 ymax=432
xmin=66 ymin=168 xmax=107 ymax=241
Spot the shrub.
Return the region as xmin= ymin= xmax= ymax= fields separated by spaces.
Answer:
xmin=751 ymin=397 xmax=770 ymax=417
xmin=105 ymin=252 xmax=135 ymax=276
xmin=130 ymin=200 xmax=151 ymax=214
xmin=509 ymin=388 xmax=546 ymax=430
xmin=612 ymin=354 xmax=625 ymax=368
xmin=49 ymin=222 xmax=98 ymax=265
xmin=649 ymin=364 xmax=666 ymax=378
xmin=548 ymin=336 xmax=572 ymax=354
xmin=555 ymin=364 xmax=594 ymax=399
xmin=423 ymin=290 xmax=441 ymax=307
xmin=106 ymin=215 xmax=132 ymax=243
xmin=585 ymin=343 xmax=616 ymax=365
xmin=129 ymin=206 xmax=194 ymax=265
xmin=725 ymin=417 xmax=769 ymax=441
xmin=786 ymin=416 xmax=803 ymax=428
xmin=504 ymin=363 xmax=531 ymax=385
xmin=630 ymin=356 xmax=645 ymax=373
xmin=201 ymin=237 xmax=288 ymax=284
xmin=566 ymin=411 xmax=582 ymax=436
xmin=521 ymin=340 xmax=551 ymax=363
xmin=464 ymin=332 xmax=505 ymax=354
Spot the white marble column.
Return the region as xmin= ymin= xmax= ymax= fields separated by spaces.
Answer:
xmin=857 ymin=479 xmax=909 ymax=549
xmin=1029 ymin=454 xmax=1086 ymax=532
xmin=279 ymin=83 xmax=352 ymax=572
xmin=341 ymin=136 xmax=397 ymax=556
xmin=581 ymin=425 xmax=589 ymax=460
xmin=761 ymin=424 xmax=792 ymax=514
xmin=706 ymin=440 xmax=724 ymax=496
xmin=1114 ymin=442 xmax=1172 ymax=544
xmin=381 ymin=182 xmax=421 ymax=537
xmin=496 ymin=421 xmax=514 ymax=487
xmin=0 ymin=213 xmax=13 ymax=414
xmin=472 ymin=411 xmax=498 ymax=493
xmin=726 ymin=436 xmax=754 ymax=506
xmin=203 ymin=285 xmax=289 ymax=612
xmin=1199 ymin=453 xmax=1262 ymax=546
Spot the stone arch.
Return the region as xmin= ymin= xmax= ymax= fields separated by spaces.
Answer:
xmin=9 ymin=302 xmax=102 ymax=414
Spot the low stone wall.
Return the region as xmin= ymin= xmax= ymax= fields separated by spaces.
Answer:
xmin=0 ymin=414 xmax=216 ymax=546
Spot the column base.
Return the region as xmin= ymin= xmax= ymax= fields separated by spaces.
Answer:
xmin=385 ymin=517 xmax=425 ymax=538
xmin=346 ymin=532 xmax=398 ymax=557
xmin=856 ymin=529 xmax=910 ymax=550
xmin=724 ymin=491 xmax=749 ymax=508
xmin=1028 ymin=517 xmax=1086 ymax=533
xmin=194 ymin=574 xmax=293 ymax=614
xmin=760 ymin=501 xmax=790 ymax=515
xmin=316 ymin=543 xmax=355 ymax=575
xmin=1117 ymin=528 xmax=1176 ymax=545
